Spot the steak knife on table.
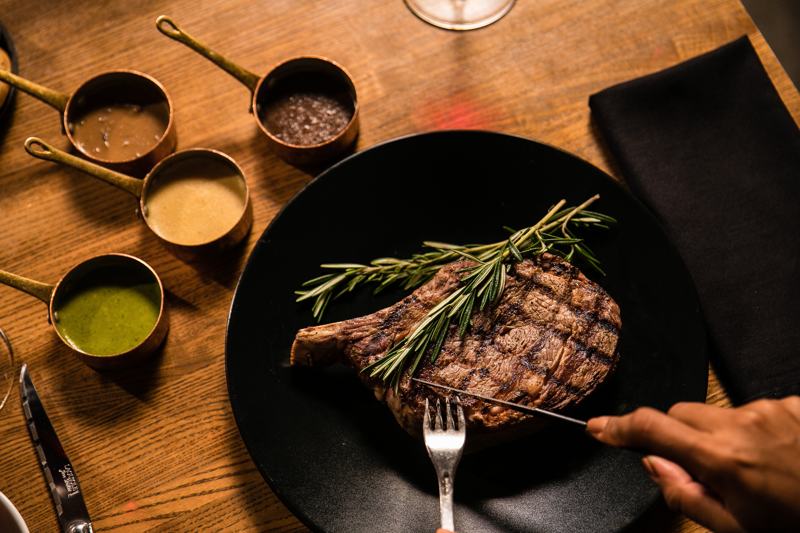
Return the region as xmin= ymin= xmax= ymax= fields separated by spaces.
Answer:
xmin=19 ymin=364 xmax=94 ymax=533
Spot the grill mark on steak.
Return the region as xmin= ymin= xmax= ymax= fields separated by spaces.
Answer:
xmin=460 ymin=369 xmax=475 ymax=390
xmin=512 ymin=364 xmax=584 ymax=401
xmin=519 ymin=325 xmax=615 ymax=365
xmin=525 ymin=279 xmax=620 ymax=336
xmin=291 ymin=254 xmax=621 ymax=441
xmin=381 ymin=295 xmax=416 ymax=329
xmin=572 ymin=306 xmax=620 ymax=334
xmin=361 ymin=331 xmax=389 ymax=355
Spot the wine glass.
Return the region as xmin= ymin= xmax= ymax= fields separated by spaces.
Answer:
xmin=0 ymin=329 xmax=14 ymax=412
xmin=404 ymin=0 xmax=515 ymax=31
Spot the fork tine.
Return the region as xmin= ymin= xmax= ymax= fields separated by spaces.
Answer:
xmin=424 ymin=398 xmax=431 ymax=430
xmin=455 ymin=397 xmax=465 ymax=431
xmin=446 ymin=397 xmax=456 ymax=431
xmin=434 ymin=398 xmax=443 ymax=431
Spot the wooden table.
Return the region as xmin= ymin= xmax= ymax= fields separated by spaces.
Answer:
xmin=0 ymin=1 xmax=796 ymax=531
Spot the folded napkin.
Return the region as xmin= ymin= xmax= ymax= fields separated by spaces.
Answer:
xmin=590 ymin=36 xmax=800 ymax=404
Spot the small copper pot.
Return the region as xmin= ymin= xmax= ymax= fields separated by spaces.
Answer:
xmin=25 ymin=137 xmax=253 ymax=257
xmin=156 ymin=16 xmax=358 ymax=167
xmin=0 ymin=254 xmax=168 ymax=369
xmin=0 ymin=69 xmax=176 ymax=174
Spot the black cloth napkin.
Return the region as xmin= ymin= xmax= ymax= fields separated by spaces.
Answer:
xmin=590 ymin=36 xmax=800 ymax=404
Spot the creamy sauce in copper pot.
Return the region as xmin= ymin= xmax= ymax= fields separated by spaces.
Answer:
xmin=143 ymin=157 xmax=246 ymax=246
xmin=70 ymin=102 xmax=169 ymax=161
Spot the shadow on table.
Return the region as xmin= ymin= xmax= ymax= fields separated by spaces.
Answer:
xmin=50 ymin=339 xmax=163 ymax=426
xmin=178 ymin=235 xmax=252 ymax=292
xmin=89 ymin=342 xmax=165 ymax=408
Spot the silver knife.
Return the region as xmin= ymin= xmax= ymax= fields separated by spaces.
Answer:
xmin=412 ymin=377 xmax=588 ymax=427
xmin=20 ymin=364 xmax=94 ymax=533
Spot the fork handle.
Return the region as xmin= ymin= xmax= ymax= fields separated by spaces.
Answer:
xmin=437 ymin=471 xmax=455 ymax=531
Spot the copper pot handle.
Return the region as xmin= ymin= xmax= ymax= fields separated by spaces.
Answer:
xmin=0 ymin=69 xmax=69 ymax=112
xmin=24 ymin=137 xmax=144 ymax=198
xmin=156 ymin=16 xmax=260 ymax=93
xmin=0 ymin=269 xmax=54 ymax=303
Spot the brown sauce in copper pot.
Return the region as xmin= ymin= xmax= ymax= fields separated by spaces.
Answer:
xmin=70 ymin=101 xmax=170 ymax=161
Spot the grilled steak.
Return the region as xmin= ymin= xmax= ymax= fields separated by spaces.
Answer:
xmin=291 ymin=254 xmax=621 ymax=441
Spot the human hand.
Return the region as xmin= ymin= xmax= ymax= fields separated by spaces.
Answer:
xmin=587 ymin=397 xmax=800 ymax=532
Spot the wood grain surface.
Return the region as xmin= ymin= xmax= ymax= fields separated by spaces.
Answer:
xmin=0 ymin=1 xmax=796 ymax=531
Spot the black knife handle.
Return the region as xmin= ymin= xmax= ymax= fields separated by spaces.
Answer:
xmin=20 ymin=365 xmax=93 ymax=533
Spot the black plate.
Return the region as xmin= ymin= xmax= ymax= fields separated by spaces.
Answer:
xmin=0 ymin=20 xmax=17 ymax=132
xmin=226 ymin=131 xmax=708 ymax=532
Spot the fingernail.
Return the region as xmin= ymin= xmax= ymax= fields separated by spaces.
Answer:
xmin=586 ymin=416 xmax=610 ymax=436
xmin=642 ymin=456 xmax=659 ymax=481
xmin=645 ymin=455 xmax=687 ymax=482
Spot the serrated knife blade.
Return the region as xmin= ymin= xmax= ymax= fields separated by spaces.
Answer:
xmin=19 ymin=364 xmax=93 ymax=533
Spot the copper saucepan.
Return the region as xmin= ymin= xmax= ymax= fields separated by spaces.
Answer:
xmin=156 ymin=16 xmax=359 ymax=167
xmin=0 ymin=254 xmax=168 ymax=369
xmin=0 ymin=68 xmax=176 ymax=174
xmin=25 ymin=137 xmax=253 ymax=257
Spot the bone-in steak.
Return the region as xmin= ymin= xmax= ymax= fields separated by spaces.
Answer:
xmin=291 ymin=254 xmax=621 ymax=440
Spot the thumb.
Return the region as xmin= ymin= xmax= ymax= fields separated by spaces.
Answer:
xmin=643 ymin=455 xmax=744 ymax=533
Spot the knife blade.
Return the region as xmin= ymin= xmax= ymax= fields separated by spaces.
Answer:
xmin=412 ymin=377 xmax=588 ymax=427
xmin=19 ymin=364 xmax=94 ymax=533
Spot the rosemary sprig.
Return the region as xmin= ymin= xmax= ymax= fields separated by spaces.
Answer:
xmin=362 ymin=252 xmax=509 ymax=390
xmin=297 ymin=195 xmax=614 ymax=389
xmin=357 ymin=195 xmax=613 ymax=389
xmin=296 ymin=195 xmax=614 ymax=322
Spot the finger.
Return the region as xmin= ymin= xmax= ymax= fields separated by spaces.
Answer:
xmin=743 ymin=396 xmax=800 ymax=422
xmin=782 ymin=396 xmax=800 ymax=422
xmin=587 ymin=408 xmax=709 ymax=473
xmin=645 ymin=456 xmax=744 ymax=533
xmin=667 ymin=402 xmax=734 ymax=431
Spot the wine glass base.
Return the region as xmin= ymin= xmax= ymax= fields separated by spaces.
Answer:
xmin=404 ymin=0 xmax=515 ymax=31
xmin=0 ymin=329 xmax=14 ymax=412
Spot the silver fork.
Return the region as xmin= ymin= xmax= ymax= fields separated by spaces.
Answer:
xmin=423 ymin=397 xmax=466 ymax=532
